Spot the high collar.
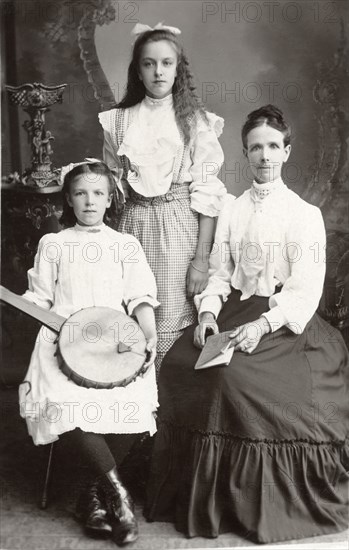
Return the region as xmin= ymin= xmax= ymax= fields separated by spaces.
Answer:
xmin=251 ymin=177 xmax=285 ymax=200
xmin=144 ymin=94 xmax=173 ymax=108
xmin=74 ymin=222 xmax=105 ymax=233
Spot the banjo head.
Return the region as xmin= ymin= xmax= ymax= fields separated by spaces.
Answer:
xmin=57 ymin=307 xmax=147 ymax=389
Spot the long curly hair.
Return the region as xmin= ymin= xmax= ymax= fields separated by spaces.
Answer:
xmin=59 ymin=161 xmax=119 ymax=228
xmin=117 ymin=29 xmax=208 ymax=144
xmin=241 ymin=104 xmax=292 ymax=149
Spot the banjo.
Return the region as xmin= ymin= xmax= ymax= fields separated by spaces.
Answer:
xmin=0 ymin=285 xmax=150 ymax=389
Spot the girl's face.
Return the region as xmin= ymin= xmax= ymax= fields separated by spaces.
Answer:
xmin=244 ymin=124 xmax=291 ymax=184
xmin=66 ymin=174 xmax=112 ymax=226
xmin=138 ymin=40 xmax=177 ymax=99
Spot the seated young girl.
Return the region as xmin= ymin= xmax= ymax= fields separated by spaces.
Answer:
xmin=19 ymin=159 xmax=159 ymax=546
xmin=145 ymin=105 xmax=349 ymax=543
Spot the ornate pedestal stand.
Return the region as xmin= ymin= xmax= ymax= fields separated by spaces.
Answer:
xmin=2 ymin=83 xmax=67 ymax=292
xmin=5 ymin=82 xmax=67 ymax=187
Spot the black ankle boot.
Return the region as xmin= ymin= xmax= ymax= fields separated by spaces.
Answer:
xmin=76 ymin=480 xmax=112 ymax=537
xmin=104 ymin=467 xmax=138 ymax=545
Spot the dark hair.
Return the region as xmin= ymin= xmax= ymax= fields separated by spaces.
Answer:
xmin=60 ymin=161 xmax=118 ymax=227
xmin=116 ymin=29 xmax=208 ymax=144
xmin=241 ymin=104 xmax=291 ymax=149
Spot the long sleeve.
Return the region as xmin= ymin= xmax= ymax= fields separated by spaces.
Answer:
xmin=121 ymin=234 xmax=160 ymax=316
xmin=189 ymin=112 xmax=227 ymax=217
xmin=103 ymin=127 xmax=120 ymax=170
xmin=98 ymin=110 xmax=118 ymax=168
xmin=194 ymin=194 xmax=236 ymax=317
xmin=98 ymin=110 xmax=127 ymax=199
xmin=23 ymin=233 xmax=59 ymax=310
xmin=263 ymin=204 xmax=326 ymax=334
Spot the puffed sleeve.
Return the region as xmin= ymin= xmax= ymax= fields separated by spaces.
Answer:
xmin=121 ymin=234 xmax=160 ymax=316
xmin=189 ymin=112 xmax=227 ymax=217
xmin=262 ymin=204 xmax=326 ymax=334
xmin=194 ymin=194 xmax=236 ymax=318
xmin=22 ymin=233 xmax=59 ymax=310
xmin=98 ymin=110 xmax=126 ymax=200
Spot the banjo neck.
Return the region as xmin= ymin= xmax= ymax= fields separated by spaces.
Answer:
xmin=0 ymin=285 xmax=66 ymax=333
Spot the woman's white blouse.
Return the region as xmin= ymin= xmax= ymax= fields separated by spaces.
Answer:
xmin=23 ymin=224 xmax=159 ymax=319
xmin=195 ymin=182 xmax=326 ymax=334
xmin=98 ymin=94 xmax=226 ymax=217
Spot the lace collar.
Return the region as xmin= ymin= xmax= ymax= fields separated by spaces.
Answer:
xmin=74 ymin=223 xmax=105 ymax=233
xmin=251 ymin=177 xmax=285 ymax=200
xmin=143 ymin=94 xmax=173 ymax=108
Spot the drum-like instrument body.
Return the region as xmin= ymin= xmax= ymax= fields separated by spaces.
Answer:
xmin=56 ymin=307 xmax=148 ymax=389
xmin=0 ymin=287 xmax=149 ymax=389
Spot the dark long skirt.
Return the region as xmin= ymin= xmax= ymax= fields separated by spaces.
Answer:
xmin=145 ymin=290 xmax=349 ymax=543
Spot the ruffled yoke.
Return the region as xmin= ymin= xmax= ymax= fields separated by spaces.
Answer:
xmin=98 ymin=98 xmax=227 ymax=216
xmin=117 ymin=95 xmax=181 ymax=197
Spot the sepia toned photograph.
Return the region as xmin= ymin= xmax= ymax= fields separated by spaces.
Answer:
xmin=1 ymin=1 xmax=348 ymax=549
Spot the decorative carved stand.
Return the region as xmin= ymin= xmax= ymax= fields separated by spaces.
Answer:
xmin=2 ymin=83 xmax=66 ymax=292
xmin=5 ymin=82 xmax=66 ymax=187
xmin=1 ymin=186 xmax=62 ymax=292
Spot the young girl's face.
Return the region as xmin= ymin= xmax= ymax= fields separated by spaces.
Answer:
xmin=66 ymin=174 xmax=112 ymax=226
xmin=138 ymin=40 xmax=178 ymax=99
xmin=244 ymin=123 xmax=291 ymax=184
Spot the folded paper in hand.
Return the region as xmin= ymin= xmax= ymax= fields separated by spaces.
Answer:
xmin=194 ymin=331 xmax=234 ymax=370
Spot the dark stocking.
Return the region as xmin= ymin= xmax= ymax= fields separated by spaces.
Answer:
xmin=63 ymin=429 xmax=139 ymax=475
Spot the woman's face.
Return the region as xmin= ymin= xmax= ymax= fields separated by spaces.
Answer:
xmin=138 ymin=40 xmax=177 ymax=99
xmin=244 ymin=123 xmax=291 ymax=184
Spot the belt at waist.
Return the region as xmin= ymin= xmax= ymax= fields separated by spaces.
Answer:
xmin=129 ymin=184 xmax=189 ymax=206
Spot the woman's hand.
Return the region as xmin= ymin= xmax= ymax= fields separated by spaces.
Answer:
xmin=228 ymin=317 xmax=271 ymax=354
xmin=193 ymin=312 xmax=219 ymax=349
xmin=186 ymin=261 xmax=209 ymax=298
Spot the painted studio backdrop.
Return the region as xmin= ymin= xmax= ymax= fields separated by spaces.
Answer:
xmin=1 ymin=0 xmax=349 ymax=376
xmin=2 ymin=0 xmax=348 ymax=202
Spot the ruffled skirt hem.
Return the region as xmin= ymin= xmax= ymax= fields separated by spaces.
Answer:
xmin=145 ymin=421 xmax=349 ymax=543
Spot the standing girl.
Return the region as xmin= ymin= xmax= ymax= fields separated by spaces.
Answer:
xmin=145 ymin=106 xmax=349 ymax=543
xmin=99 ymin=23 xmax=227 ymax=370
xmin=19 ymin=159 xmax=159 ymax=545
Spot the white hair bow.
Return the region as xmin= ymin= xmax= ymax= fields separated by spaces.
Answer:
xmin=60 ymin=158 xmax=102 ymax=184
xmin=60 ymin=158 xmax=122 ymax=185
xmin=131 ymin=22 xmax=181 ymax=37
xmin=60 ymin=158 xmax=124 ymax=205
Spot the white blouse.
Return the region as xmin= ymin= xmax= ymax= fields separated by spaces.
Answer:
xmin=195 ymin=180 xmax=326 ymax=334
xmin=98 ymin=94 xmax=226 ymax=217
xmin=23 ymin=224 xmax=159 ymax=318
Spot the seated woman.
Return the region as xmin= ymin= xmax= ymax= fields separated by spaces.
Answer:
xmin=145 ymin=105 xmax=349 ymax=544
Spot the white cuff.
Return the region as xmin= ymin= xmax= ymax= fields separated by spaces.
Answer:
xmin=198 ymin=295 xmax=223 ymax=319
xmin=22 ymin=291 xmax=52 ymax=311
xmin=262 ymin=305 xmax=288 ymax=333
xmin=127 ymin=296 xmax=160 ymax=317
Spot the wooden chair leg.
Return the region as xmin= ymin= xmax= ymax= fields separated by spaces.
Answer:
xmin=40 ymin=442 xmax=55 ymax=509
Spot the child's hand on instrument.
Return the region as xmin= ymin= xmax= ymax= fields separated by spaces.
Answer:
xmin=134 ymin=303 xmax=157 ymax=371
xmin=193 ymin=312 xmax=218 ymax=349
xmin=143 ymin=336 xmax=157 ymax=369
xmin=186 ymin=261 xmax=209 ymax=297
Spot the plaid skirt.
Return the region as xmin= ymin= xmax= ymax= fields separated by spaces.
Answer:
xmin=117 ymin=183 xmax=199 ymax=369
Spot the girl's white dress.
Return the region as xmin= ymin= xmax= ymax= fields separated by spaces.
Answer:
xmin=19 ymin=224 xmax=159 ymax=445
